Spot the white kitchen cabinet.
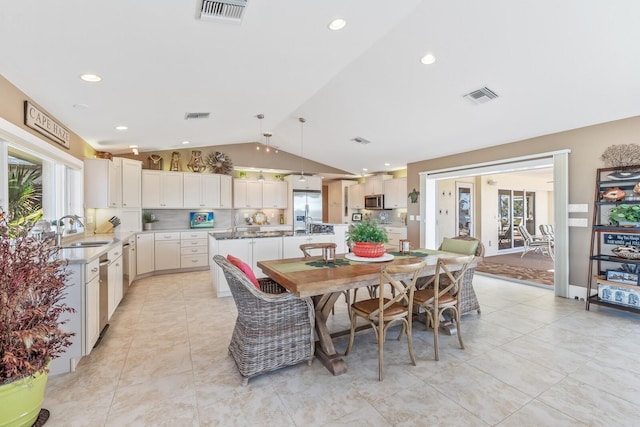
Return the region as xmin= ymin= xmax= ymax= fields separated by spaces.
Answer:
xmin=213 ymin=236 xmax=282 ymax=297
xmin=136 ymin=233 xmax=155 ymax=275
xmin=107 ymin=245 xmax=123 ymax=319
xmin=180 ymin=231 xmax=209 ymax=268
xmin=84 ymin=258 xmax=100 ymax=355
xmin=142 ymin=170 xmax=184 ymax=208
xmin=233 ymin=179 xmax=262 ymax=208
xmin=282 ymin=234 xmax=333 ymax=258
xmin=121 ymin=158 xmax=142 ymax=208
xmin=262 ymin=180 xmax=288 ymax=208
xmin=154 ymin=232 xmax=181 ymax=270
xmin=384 ymin=226 xmax=407 ymax=251
xmin=364 ymin=174 xmax=392 ymax=196
xmin=383 ymin=177 xmax=407 ymax=209
xmin=84 ymin=158 xmax=121 ymax=208
xmin=328 ymin=180 xmax=356 ymax=224
xmin=331 ymin=224 xmax=349 ymax=254
xmin=348 ymin=183 xmax=365 ymax=209
xmin=219 ymin=175 xmax=233 ymax=209
xmin=183 ymin=173 xmax=221 ymax=208
xmin=287 ymin=174 xmax=322 ymax=191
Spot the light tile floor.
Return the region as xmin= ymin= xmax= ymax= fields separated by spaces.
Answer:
xmin=43 ymin=271 xmax=640 ymax=426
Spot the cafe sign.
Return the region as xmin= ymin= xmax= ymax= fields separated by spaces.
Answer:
xmin=24 ymin=101 xmax=70 ymax=149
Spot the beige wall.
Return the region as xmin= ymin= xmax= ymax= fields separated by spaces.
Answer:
xmin=0 ymin=75 xmax=94 ymax=159
xmin=407 ymin=115 xmax=640 ymax=288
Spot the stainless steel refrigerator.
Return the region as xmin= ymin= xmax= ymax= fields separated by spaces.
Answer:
xmin=293 ymin=190 xmax=322 ymax=233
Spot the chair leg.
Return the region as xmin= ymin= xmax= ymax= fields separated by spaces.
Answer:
xmin=406 ymin=318 xmax=416 ymax=366
xmin=378 ymin=319 xmax=385 ymax=381
xmin=433 ymin=309 xmax=440 ymax=361
xmin=454 ymin=308 xmax=464 ymax=350
xmin=345 ymin=310 xmax=357 ymax=356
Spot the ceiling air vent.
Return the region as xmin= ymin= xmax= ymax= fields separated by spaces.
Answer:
xmin=351 ymin=137 xmax=371 ymax=145
xmin=199 ymin=0 xmax=248 ymax=24
xmin=463 ymin=86 xmax=499 ymax=105
xmin=184 ymin=112 xmax=210 ymax=120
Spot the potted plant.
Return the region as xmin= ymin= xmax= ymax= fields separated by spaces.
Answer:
xmin=0 ymin=209 xmax=74 ymax=426
xmin=142 ymin=212 xmax=159 ymax=231
xmin=346 ymin=219 xmax=389 ymax=257
xmin=609 ymin=204 xmax=640 ymax=227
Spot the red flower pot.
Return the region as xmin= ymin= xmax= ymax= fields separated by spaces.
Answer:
xmin=352 ymin=242 xmax=386 ymax=258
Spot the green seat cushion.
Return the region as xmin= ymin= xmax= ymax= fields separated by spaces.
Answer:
xmin=440 ymin=237 xmax=478 ymax=255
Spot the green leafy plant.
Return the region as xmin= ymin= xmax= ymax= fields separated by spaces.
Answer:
xmin=346 ymin=219 xmax=388 ymax=245
xmin=0 ymin=208 xmax=74 ymax=384
xmin=142 ymin=212 xmax=159 ymax=224
xmin=609 ymin=204 xmax=640 ymax=224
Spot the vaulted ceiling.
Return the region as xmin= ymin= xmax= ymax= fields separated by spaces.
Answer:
xmin=1 ymin=1 xmax=640 ymax=176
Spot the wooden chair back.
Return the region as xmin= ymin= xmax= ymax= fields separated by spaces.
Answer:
xmin=300 ymin=242 xmax=337 ymax=257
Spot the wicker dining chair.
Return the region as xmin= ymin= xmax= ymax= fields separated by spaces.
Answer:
xmin=213 ymin=255 xmax=315 ymax=385
xmin=413 ymin=255 xmax=474 ymax=361
xmin=344 ymin=261 xmax=426 ymax=381
xmin=438 ymin=236 xmax=485 ymax=316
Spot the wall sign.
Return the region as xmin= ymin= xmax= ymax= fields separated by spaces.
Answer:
xmin=24 ymin=101 xmax=70 ymax=149
xmin=604 ymin=233 xmax=640 ymax=246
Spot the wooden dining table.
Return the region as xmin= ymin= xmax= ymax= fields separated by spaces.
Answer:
xmin=257 ymin=249 xmax=479 ymax=376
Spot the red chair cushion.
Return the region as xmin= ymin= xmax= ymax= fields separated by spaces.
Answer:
xmin=227 ymin=255 xmax=260 ymax=289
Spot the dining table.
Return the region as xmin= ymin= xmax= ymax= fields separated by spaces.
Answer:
xmin=257 ymin=248 xmax=480 ymax=376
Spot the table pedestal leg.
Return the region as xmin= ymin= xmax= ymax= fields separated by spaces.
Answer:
xmin=313 ymin=293 xmax=347 ymax=376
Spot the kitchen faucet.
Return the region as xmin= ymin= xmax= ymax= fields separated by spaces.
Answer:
xmin=55 ymin=214 xmax=84 ymax=246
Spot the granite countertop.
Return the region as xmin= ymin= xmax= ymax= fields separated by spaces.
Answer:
xmin=56 ymin=231 xmax=135 ymax=264
xmin=211 ymin=230 xmax=335 ymax=240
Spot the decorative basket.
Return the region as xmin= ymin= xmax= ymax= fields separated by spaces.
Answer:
xmin=612 ymin=247 xmax=640 ymax=259
xmin=352 ymin=242 xmax=386 ymax=258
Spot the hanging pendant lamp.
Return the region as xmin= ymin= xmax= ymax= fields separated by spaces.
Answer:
xmin=299 ymin=117 xmax=306 ymax=182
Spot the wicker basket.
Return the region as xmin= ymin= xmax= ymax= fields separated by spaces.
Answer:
xmin=612 ymin=247 xmax=640 ymax=259
xmin=352 ymin=242 xmax=386 ymax=258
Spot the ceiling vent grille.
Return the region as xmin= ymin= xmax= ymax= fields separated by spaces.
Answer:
xmin=184 ymin=112 xmax=210 ymax=120
xmin=200 ymin=0 xmax=248 ymax=23
xmin=351 ymin=137 xmax=371 ymax=145
xmin=463 ymin=86 xmax=499 ymax=105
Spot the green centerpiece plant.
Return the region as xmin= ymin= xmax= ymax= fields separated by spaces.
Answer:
xmin=346 ymin=219 xmax=389 ymax=258
xmin=0 ymin=209 xmax=74 ymax=426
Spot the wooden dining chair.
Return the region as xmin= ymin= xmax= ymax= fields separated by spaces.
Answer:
xmin=344 ymin=261 xmax=426 ymax=381
xmin=413 ymin=255 xmax=474 ymax=361
xmin=299 ymin=243 xmax=349 ymax=315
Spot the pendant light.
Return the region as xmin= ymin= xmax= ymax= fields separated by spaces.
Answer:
xmin=256 ymin=114 xmax=265 ymax=181
xmin=299 ymin=117 xmax=306 ymax=182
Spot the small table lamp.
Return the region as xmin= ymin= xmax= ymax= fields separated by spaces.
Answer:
xmin=399 ymin=239 xmax=411 ymax=254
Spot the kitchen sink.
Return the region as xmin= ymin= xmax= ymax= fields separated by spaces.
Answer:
xmin=61 ymin=240 xmax=112 ymax=249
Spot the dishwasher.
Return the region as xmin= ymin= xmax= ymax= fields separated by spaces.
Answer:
xmin=122 ymin=235 xmax=135 ymax=294
xmin=95 ymin=253 xmax=110 ymax=347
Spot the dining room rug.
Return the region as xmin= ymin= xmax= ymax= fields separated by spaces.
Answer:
xmin=476 ymin=252 xmax=554 ymax=286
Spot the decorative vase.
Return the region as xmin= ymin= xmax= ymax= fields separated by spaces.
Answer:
xmin=352 ymin=242 xmax=386 ymax=258
xmin=0 ymin=368 xmax=48 ymax=427
xmin=618 ymin=221 xmax=640 ymax=228
xmin=143 ymin=223 xmax=153 ymax=231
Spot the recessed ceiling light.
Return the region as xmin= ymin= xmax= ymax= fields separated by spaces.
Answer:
xmin=129 ymin=145 xmax=138 ymax=148
xmin=182 ymin=141 xmax=190 ymax=145
xmin=384 ymin=163 xmax=390 ymax=166
xmin=362 ymin=168 xmax=368 ymax=172
xmin=72 ymin=103 xmax=89 ymax=109
xmin=328 ymin=18 xmax=346 ymax=31
xmin=80 ymin=73 xmax=102 ymax=82
xmin=115 ymin=125 xmax=128 ymax=131
xmin=420 ymin=53 xmax=436 ymax=65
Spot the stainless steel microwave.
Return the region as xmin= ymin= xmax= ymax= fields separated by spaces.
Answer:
xmin=364 ymin=194 xmax=384 ymax=209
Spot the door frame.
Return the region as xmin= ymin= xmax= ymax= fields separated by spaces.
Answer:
xmin=419 ymin=150 xmax=569 ymax=298
xmin=455 ymin=181 xmax=474 ymax=237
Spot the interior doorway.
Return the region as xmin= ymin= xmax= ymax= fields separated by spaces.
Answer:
xmin=456 ymin=182 xmax=474 ymax=237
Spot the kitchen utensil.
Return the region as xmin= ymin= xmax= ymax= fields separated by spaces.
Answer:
xmin=109 ymin=216 xmax=121 ymax=228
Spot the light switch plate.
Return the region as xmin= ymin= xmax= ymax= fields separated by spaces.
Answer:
xmin=568 ymin=204 xmax=588 ymax=213
xmin=568 ymin=218 xmax=588 ymax=227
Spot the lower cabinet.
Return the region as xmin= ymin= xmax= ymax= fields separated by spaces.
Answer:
xmin=213 ymin=236 xmax=282 ymax=297
xmin=180 ymin=231 xmax=209 ymax=268
xmin=384 ymin=226 xmax=407 ymax=251
xmin=136 ymin=233 xmax=155 ymax=275
xmin=155 ymin=232 xmax=181 ymax=271
xmin=107 ymin=245 xmax=123 ymax=319
xmin=85 ymin=258 xmax=100 ymax=355
xmin=282 ymin=234 xmax=334 ymax=258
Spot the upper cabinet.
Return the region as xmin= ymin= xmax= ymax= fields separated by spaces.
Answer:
xmin=142 ymin=170 xmax=183 ymax=208
xmin=183 ymin=173 xmax=220 ymax=208
xmin=121 ymin=158 xmax=142 ymax=208
xmin=84 ymin=157 xmax=141 ymax=209
xmin=234 ymin=179 xmax=263 ymax=208
xmin=262 ymin=181 xmax=288 ymax=209
xmin=288 ymin=174 xmax=322 ymax=191
xmin=219 ymin=175 xmax=233 ymax=209
xmin=348 ymin=183 xmax=365 ymax=209
xmin=384 ymin=177 xmax=407 ymax=209
xmin=364 ymin=174 xmax=392 ymax=196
